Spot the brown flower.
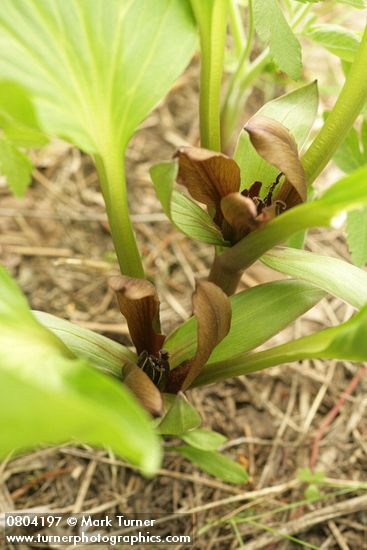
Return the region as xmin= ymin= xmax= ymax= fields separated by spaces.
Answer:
xmin=175 ymin=116 xmax=306 ymax=244
xmin=167 ymin=281 xmax=232 ymax=393
xmin=110 ymin=277 xmax=231 ymax=410
xmin=110 ymin=276 xmax=165 ymax=417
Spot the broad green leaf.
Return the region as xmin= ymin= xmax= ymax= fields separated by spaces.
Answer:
xmin=253 ymin=0 xmax=302 ymax=80
xmin=0 ymin=0 xmax=196 ymax=277
xmin=0 ymin=81 xmax=49 ymax=147
xmin=234 ymin=82 xmax=318 ymax=193
xmin=0 ymin=0 xmax=196 ymax=154
xmin=347 ymin=208 xmax=367 ymax=267
xmin=196 ymin=304 xmax=367 ymax=386
xmin=157 ymin=394 xmax=202 ymax=435
xmin=181 ymin=428 xmax=227 ymax=450
xmin=0 ymin=266 xmax=160 ymax=474
xmin=0 ymin=138 xmax=33 ymax=197
xmin=173 ymin=446 xmax=248 ymax=484
xmin=214 ymin=165 xmax=367 ymax=273
xmin=263 ymin=247 xmax=367 ymax=309
xmin=307 ymin=25 xmax=360 ymax=62
xmin=34 ymin=310 xmax=135 ymax=378
xmin=150 ymin=161 xmax=227 ymax=246
xmin=165 ymin=280 xmax=324 ymax=368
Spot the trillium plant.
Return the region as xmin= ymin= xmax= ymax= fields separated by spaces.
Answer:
xmin=1 ymin=0 xmax=367 ymax=480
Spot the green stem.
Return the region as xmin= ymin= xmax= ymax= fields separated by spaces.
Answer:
xmin=208 ymin=261 xmax=243 ymax=296
xmin=221 ymin=48 xmax=270 ymax=151
xmin=95 ymin=153 xmax=145 ymax=279
xmin=291 ymin=2 xmax=313 ymax=30
xmin=302 ymin=21 xmax=367 ymax=185
xmin=228 ymin=0 xmax=246 ymax=59
xmin=191 ymin=0 xmax=229 ymax=151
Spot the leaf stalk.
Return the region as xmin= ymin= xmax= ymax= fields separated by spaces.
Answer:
xmin=302 ymin=21 xmax=367 ymax=185
xmin=95 ymin=153 xmax=145 ymax=279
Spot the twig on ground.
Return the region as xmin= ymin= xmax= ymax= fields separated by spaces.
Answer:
xmin=310 ymin=365 xmax=367 ymax=471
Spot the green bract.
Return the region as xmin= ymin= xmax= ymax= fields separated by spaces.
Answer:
xmin=196 ymin=305 xmax=367 ymax=386
xmin=263 ymin=248 xmax=367 ymax=309
xmin=34 ymin=310 xmax=134 ymax=378
xmin=165 ymin=280 xmax=324 ymax=367
xmin=234 ymin=82 xmax=318 ymax=192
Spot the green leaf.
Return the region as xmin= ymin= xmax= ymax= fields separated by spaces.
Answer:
xmin=347 ymin=208 xmax=367 ymax=267
xmin=234 ymin=82 xmax=318 ymax=193
xmin=0 ymin=138 xmax=33 ymax=197
xmin=157 ymin=394 xmax=202 ymax=435
xmin=295 ymin=0 xmax=366 ymax=6
xmin=181 ymin=428 xmax=227 ymax=450
xmin=331 ymin=119 xmax=367 ymax=268
xmin=305 ymin=484 xmax=321 ymax=501
xmin=165 ymin=280 xmax=324 ymax=368
xmin=0 ymin=81 xmax=49 ymax=147
xmin=253 ymin=0 xmax=302 ymax=80
xmin=298 ymin=467 xmax=325 ymax=484
xmin=0 ymin=0 xmax=196 ymax=154
xmin=307 ymin=25 xmax=360 ymax=62
xmin=0 ymin=266 xmax=161 ymax=474
xmin=173 ymin=446 xmax=248 ymax=484
xmin=214 ymin=165 xmax=367 ymax=274
xmin=150 ymin=160 xmax=228 ymax=246
xmin=333 ymin=126 xmax=367 ymax=174
xmin=196 ymin=304 xmax=367 ymax=385
xmin=263 ymin=247 xmax=367 ymax=309
xmin=34 ymin=310 xmax=135 ymax=378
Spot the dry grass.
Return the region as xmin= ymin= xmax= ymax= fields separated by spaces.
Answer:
xmin=1 ymin=54 xmax=367 ymax=550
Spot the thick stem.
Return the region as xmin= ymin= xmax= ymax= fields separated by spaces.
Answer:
xmin=208 ymin=260 xmax=243 ymax=296
xmin=191 ymin=0 xmax=229 ymax=151
xmin=95 ymin=153 xmax=145 ymax=279
xmin=302 ymin=21 xmax=367 ymax=185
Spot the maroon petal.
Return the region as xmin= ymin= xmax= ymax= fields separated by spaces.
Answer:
xmin=181 ymin=281 xmax=232 ymax=391
xmin=110 ymin=276 xmax=165 ymax=356
xmin=175 ymin=147 xmax=241 ymax=225
xmin=221 ymin=192 xmax=260 ymax=241
xmin=245 ymin=116 xmax=307 ymax=207
xmin=123 ymin=363 xmax=163 ymax=417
